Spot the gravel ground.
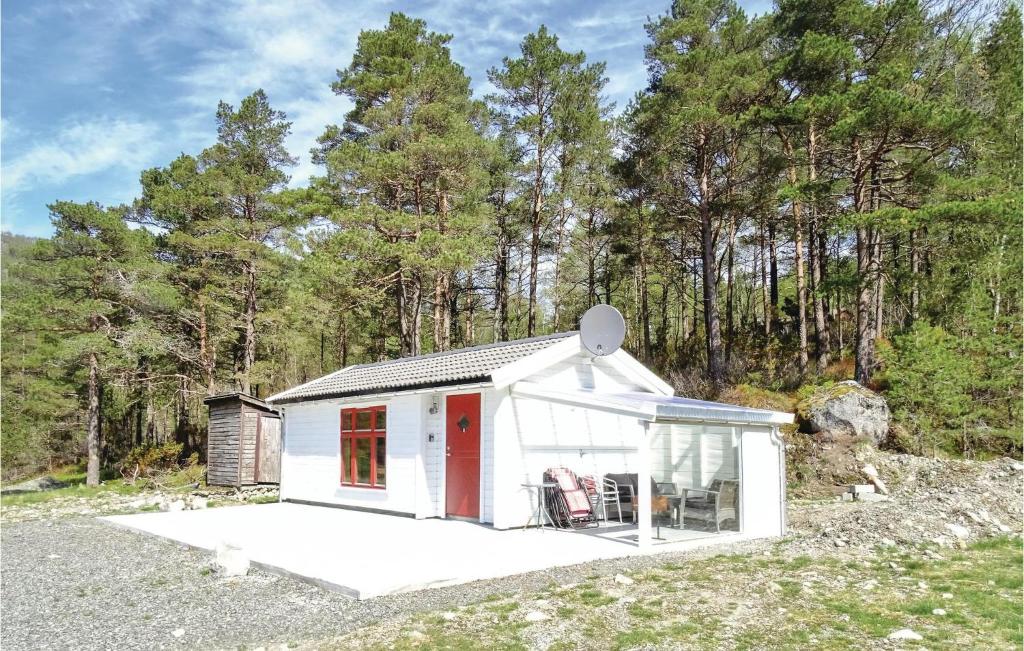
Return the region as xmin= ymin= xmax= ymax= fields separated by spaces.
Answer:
xmin=1 ymin=517 xmax=775 ymax=650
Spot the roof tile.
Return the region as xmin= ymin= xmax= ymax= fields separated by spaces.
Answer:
xmin=267 ymin=332 xmax=576 ymax=403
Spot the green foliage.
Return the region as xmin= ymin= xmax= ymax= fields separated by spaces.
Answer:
xmin=882 ymin=320 xmax=1021 ymax=458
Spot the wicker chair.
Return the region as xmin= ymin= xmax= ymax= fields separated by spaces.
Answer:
xmin=682 ymin=479 xmax=739 ymax=532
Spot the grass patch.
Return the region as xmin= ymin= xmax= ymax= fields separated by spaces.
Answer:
xmin=345 ymin=536 xmax=1023 ymax=650
xmin=577 ymin=588 xmax=616 ymax=607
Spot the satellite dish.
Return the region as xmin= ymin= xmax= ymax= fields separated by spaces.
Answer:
xmin=579 ymin=304 xmax=625 ymax=356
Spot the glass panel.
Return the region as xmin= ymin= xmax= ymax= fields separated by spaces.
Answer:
xmin=340 ymin=438 xmax=351 ymax=483
xmin=355 ymin=410 xmax=372 ymax=431
xmin=341 ymin=411 xmax=353 ymax=431
xmin=355 ymin=438 xmax=371 ymax=484
xmin=375 ymin=437 xmax=386 ymax=486
xmin=374 ymin=409 xmax=386 ymax=431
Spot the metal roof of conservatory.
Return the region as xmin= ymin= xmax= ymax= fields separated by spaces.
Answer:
xmin=266 ymin=332 xmax=577 ymax=404
xmin=509 ymin=383 xmax=794 ymax=426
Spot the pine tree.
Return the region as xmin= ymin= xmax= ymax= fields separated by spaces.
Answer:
xmin=31 ymin=202 xmax=152 ymax=485
xmin=316 ymin=13 xmax=493 ymax=356
xmin=201 ymin=89 xmax=297 ymax=393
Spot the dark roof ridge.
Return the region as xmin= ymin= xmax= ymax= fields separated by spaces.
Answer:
xmin=345 ymin=331 xmax=577 ymax=371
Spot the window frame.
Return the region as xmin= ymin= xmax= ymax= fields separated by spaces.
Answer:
xmin=339 ymin=405 xmax=387 ymax=489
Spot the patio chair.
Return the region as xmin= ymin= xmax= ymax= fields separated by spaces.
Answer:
xmin=543 ymin=467 xmax=598 ymax=529
xmin=682 ymin=479 xmax=739 ymax=532
xmin=604 ymin=473 xmax=677 ymax=526
xmin=580 ymin=474 xmax=624 ymax=523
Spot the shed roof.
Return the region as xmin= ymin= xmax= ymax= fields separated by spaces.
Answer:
xmin=267 ymin=332 xmax=577 ymax=404
xmin=203 ymin=392 xmax=278 ymax=413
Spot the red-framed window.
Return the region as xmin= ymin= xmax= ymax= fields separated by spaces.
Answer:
xmin=340 ymin=406 xmax=386 ymax=488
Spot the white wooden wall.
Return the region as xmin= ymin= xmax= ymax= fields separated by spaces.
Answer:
xmin=279 ymin=394 xmax=421 ymax=515
xmin=739 ymin=426 xmax=785 ymax=537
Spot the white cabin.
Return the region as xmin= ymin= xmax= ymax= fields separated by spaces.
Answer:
xmin=266 ymin=332 xmax=793 ymax=548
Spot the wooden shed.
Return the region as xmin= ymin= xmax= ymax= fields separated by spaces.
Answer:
xmin=204 ymin=393 xmax=282 ymax=487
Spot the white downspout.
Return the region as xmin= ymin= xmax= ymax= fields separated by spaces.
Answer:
xmin=637 ymin=420 xmax=653 ymax=549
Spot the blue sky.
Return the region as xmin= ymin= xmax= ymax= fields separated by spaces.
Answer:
xmin=1 ymin=0 xmax=772 ymax=237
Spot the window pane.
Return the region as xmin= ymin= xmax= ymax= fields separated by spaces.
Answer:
xmin=355 ymin=410 xmax=372 ymax=431
xmin=355 ymin=438 xmax=371 ymax=484
xmin=375 ymin=437 xmax=386 ymax=487
xmin=340 ymin=438 xmax=351 ymax=483
xmin=341 ymin=412 xmax=353 ymax=431
xmin=374 ymin=410 xmax=386 ymax=431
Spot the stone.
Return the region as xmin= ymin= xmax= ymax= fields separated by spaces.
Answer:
xmin=190 ymin=497 xmax=208 ymax=510
xmin=833 ymin=539 xmax=847 ymax=547
xmin=172 ymin=629 xmax=185 ymax=638
xmin=856 ymin=492 xmax=889 ymax=503
xmin=798 ymin=381 xmax=891 ymax=445
xmin=614 ymin=573 xmax=634 ymax=585
xmin=932 ymin=608 xmax=946 ymax=616
xmin=214 ymin=541 xmax=250 ymax=577
xmin=941 ymin=592 xmax=953 ymax=599
xmin=888 ymin=629 xmax=923 ymax=641
xmin=945 ymin=523 xmax=970 ymax=540
xmin=849 ymin=484 xmax=875 ymax=494
xmin=841 ymin=492 xmax=854 ymax=502
xmin=525 ymin=610 xmax=549 ymax=623
xmin=441 ymin=611 xmax=457 ymax=621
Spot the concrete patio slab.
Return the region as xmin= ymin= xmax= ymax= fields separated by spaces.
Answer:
xmin=102 ymin=503 xmax=745 ymax=599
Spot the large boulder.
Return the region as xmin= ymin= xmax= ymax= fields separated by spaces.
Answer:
xmin=799 ymin=381 xmax=890 ymax=445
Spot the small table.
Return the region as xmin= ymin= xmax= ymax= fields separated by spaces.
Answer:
xmin=521 ymin=482 xmax=558 ymax=530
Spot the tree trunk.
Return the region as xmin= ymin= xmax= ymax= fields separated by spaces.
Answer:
xmin=527 ymin=135 xmax=545 ymax=337
xmin=853 ymin=141 xmax=875 ymax=383
xmin=699 ymin=144 xmax=724 ymax=392
xmin=768 ymin=220 xmax=779 ymax=311
xmin=779 ymin=131 xmax=808 ymax=376
xmin=494 ymin=210 xmax=510 ymax=342
xmin=637 ymin=205 xmax=652 ymax=362
xmin=725 ymin=214 xmax=736 ymax=363
xmin=240 ymin=259 xmax=257 ymax=395
xmin=909 ymin=227 xmax=921 ymax=323
xmin=807 ymin=123 xmax=830 ymax=372
xmin=86 ymin=351 xmax=101 ymax=486
xmin=759 ymin=218 xmax=771 ymax=336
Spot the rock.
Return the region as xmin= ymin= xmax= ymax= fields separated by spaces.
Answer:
xmin=214 ymin=541 xmax=250 ymax=577
xmin=888 ymin=629 xmax=923 ymax=641
xmin=857 ymin=492 xmax=889 ymax=503
xmin=833 ymin=539 xmax=847 ymax=547
xmin=798 ymin=381 xmax=890 ymax=445
xmin=168 ymin=499 xmax=186 ymax=512
xmin=841 ymin=492 xmax=854 ymax=502
xmin=932 ymin=608 xmax=946 ymax=616
xmin=190 ymin=497 xmax=208 ymax=510
xmin=441 ymin=611 xmax=457 ymax=621
xmin=849 ymin=484 xmax=875 ymax=495
xmin=945 ymin=523 xmax=970 ymax=540
xmin=172 ymin=628 xmax=185 ymax=638
xmin=1 ymin=476 xmax=68 ymax=494
xmin=614 ymin=573 xmax=634 ymax=585
xmin=941 ymin=592 xmax=953 ymax=599
xmin=407 ymin=631 xmax=427 ymax=641
xmin=525 ymin=610 xmax=549 ymax=622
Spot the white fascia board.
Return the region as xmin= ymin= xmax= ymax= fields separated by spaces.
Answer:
xmin=490 ymin=334 xmax=583 ymax=390
xmin=601 ymin=350 xmax=675 ymax=396
xmin=509 ymin=381 xmax=658 ymax=421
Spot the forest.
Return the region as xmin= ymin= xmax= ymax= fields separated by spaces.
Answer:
xmin=2 ymin=0 xmax=1021 ymax=484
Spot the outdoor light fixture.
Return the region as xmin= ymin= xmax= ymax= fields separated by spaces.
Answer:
xmin=429 ymin=399 xmax=438 ymax=414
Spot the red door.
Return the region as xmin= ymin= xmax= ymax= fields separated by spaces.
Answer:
xmin=445 ymin=393 xmax=481 ymax=518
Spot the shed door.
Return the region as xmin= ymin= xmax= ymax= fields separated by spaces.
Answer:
xmin=445 ymin=393 xmax=481 ymax=518
xmin=256 ymin=416 xmax=282 ymax=483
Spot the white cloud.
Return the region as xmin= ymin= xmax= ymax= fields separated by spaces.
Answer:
xmin=2 ymin=117 xmax=160 ymax=196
